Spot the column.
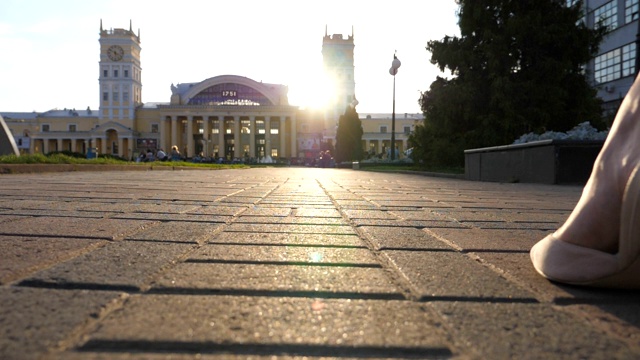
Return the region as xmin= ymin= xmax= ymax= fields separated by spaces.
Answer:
xmin=43 ymin=139 xmax=50 ymax=154
xmin=187 ymin=116 xmax=194 ymax=158
xmin=249 ymin=116 xmax=256 ymax=158
xmin=218 ymin=116 xmax=225 ymax=158
xmin=160 ymin=116 xmax=167 ymax=151
xmin=118 ymin=138 xmax=124 ymax=157
xmin=290 ymin=115 xmax=297 ymax=159
xmin=265 ymin=116 xmax=271 ymax=158
xmin=233 ymin=116 xmax=240 ymax=158
xmin=203 ymin=116 xmax=210 ymax=157
xmin=279 ymin=117 xmax=286 ymax=158
xmin=100 ymin=137 xmax=107 ymax=155
xmin=71 ymin=139 xmax=77 ymax=153
xmin=56 ymin=139 xmax=63 ymax=152
xmin=170 ymin=116 xmax=178 ymax=149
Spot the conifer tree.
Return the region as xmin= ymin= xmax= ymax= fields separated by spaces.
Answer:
xmin=409 ymin=0 xmax=606 ymax=167
xmin=334 ymin=105 xmax=363 ymax=163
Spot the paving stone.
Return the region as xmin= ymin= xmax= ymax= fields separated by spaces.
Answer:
xmin=0 ymin=236 xmax=106 ymax=284
xmin=189 ymin=244 xmax=380 ymax=265
xmin=20 ymin=241 xmax=195 ymax=291
xmin=381 ymin=250 xmax=536 ymax=301
xmin=219 ymin=197 xmax=263 ymax=204
xmin=471 ymin=252 xmax=640 ymax=305
xmin=429 ymin=301 xmax=640 ymax=359
xmin=294 ymin=208 xmax=342 ymax=218
xmin=240 ymin=207 xmax=290 ymax=217
xmin=0 ymin=209 xmax=112 ymax=218
xmin=387 ymin=209 xmax=449 ymax=221
xmin=112 ymin=213 xmax=230 ymax=223
xmin=234 ymin=216 xmax=348 ymax=226
xmin=0 ymin=215 xmax=30 ymax=223
xmin=152 ymin=262 xmax=401 ymax=296
xmin=432 ymin=209 xmax=508 ymax=222
xmin=342 ymin=209 xmax=397 ymax=220
xmin=225 ymin=223 xmax=357 ymax=235
xmin=0 ymin=217 xmax=155 ymax=240
xmin=140 ymin=194 xmax=226 ymax=203
xmin=0 ymin=287 xmax=124 ymax=359
xmin=459 ymin=221 xmax=558 ymax=231
xmin=209 ymin=232 xmax=366 ymax=248
xmin=185 ymin=205 xmax=247 ymax=216
xmin=72 ymin=295 xmax=454 ymax=358
xmin=359 ymin=226 xmax=453 ymax=250
xmin=4 ymin=199 xmax=95 ymax=211
xmin=427 ymin=227 xmax=549 ymax=251
xmin=333 ymin=200 xmax=378 ymax=209
xmin=126 ymin=221 xmax=224 ymax=244
xmin=352 ymin=219 xmax=465 ymax=228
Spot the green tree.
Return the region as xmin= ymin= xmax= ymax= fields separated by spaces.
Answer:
xmin=334 ymin=105 xmax=364 ymax=163
xmin=410 ymin=0 xmax=606 ymax=167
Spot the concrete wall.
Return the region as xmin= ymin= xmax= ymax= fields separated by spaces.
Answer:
xmin=465 ymin=140 xmax=603 ymax=184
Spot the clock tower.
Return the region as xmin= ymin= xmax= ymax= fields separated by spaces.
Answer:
xmin=322 ymin=26 xmax=356 ymax=141
xmin=98 ymin=20 xmax=142 ymax=123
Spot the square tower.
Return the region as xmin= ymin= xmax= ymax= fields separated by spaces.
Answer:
xmin=322 ymin=27 xmax=356 ymax=140
xmin=98 ymin=20 xmax=142 ymax=123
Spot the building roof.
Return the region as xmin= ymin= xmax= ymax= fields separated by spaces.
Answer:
xmin=0 ymin=112 xmax=39 ymax=120
xmin=39 ymin=108 xmax=97 ymax=118
xmin=360 ymin=113 xmax=423 ymax=120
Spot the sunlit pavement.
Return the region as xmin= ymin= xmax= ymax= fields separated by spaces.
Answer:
xmin=1 ymin=167 xmax=639 ymax=359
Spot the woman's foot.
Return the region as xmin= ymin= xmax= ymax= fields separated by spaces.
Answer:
xmin=547 ymin=79 xmax=640 ymax=254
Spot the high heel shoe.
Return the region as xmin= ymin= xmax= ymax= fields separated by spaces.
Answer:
xmin=530 ymin=164 xmax=640 ymax=288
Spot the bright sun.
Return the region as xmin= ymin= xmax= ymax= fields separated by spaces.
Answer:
xmin=287 ymin=70 xmax=334 ymax=110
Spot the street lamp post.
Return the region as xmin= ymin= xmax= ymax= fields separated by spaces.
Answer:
xmin=389 ymin=54 xmax=401 ymax=161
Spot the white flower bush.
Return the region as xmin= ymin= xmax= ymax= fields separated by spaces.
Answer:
xmin=513 ymin=122 xmax=609 ymax=144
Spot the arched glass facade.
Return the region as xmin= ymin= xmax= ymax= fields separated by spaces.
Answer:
xmin=188 ymin=83 xmax=273 ymax=106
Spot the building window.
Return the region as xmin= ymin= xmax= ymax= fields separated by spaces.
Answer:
xmin=241 ymin=120 xmax=251 ymax=134
xmin=41 ymin=124 xmax=50 ymax=132
xmin=595 ymin=48 xmax=622 ymax=83
xmin=123 ymin=91 xmax=129 ymax=101
xmin=404 ymin=126 xmax=411 ymax=135
xmin=113 ymin=92 xmax=119 ymax=101
xmin=114 ymin=69 xmax=119 ymax=77
xmin=595 ymin=43 xmax=636 ymax=83
xmin=151 ymin=124 xmax=159 ymax=133
xmin=258 ymin=139 xmax=266 ymax=145
xmin=270 ymin=127 xmax=279 ymax=134
xmin=68 ymin=124 xmax=77 ymax=132
xmin=124 ymin=69 xmax=129 ymax=78
xmin=103 ymin=92 xmax=109 ymax=101
xmin=380 ymin=126 xmax=388 ymax=133
xmin=595 ymin=1 xmax=618 ymax=30
xmin=626 ymin=0 xmax=639 ymax=23
xmin=103 ymin=69 xmax=108 ymax=78
xmin=271 ymin=149 xmax=278 ymax=157
xmin=622 ymin=43 xmax=636 ymax=77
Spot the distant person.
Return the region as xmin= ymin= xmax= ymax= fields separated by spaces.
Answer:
xmin=530 ymin=74 xmax=640 ymax=289
xmin=156 ymin=148 xmax=167 ymax=161
xmin=170 ymin=145 xmax=181 ymax=161
xmin=146 ymin=149 xmax=155 ymax=162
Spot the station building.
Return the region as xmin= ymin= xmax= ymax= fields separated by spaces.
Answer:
xmin=2 ymin=22 xmax=419 ymax=161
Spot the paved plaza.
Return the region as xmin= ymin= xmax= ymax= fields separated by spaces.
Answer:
xmin=1 ymin=167 xmax=640 ymax=359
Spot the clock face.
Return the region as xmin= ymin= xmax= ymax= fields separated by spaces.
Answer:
xmin=107 ymin=45 xmax=124 ymax=61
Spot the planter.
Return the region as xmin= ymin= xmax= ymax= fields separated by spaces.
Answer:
xmin=464 ymin=139 xmax=604 ymax=184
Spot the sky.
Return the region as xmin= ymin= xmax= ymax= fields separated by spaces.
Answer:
xmin=0 ymin=0 xmax=460 ymax=115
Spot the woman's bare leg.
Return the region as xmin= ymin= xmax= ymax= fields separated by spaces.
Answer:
xmin=552 ymin=77 xmax=640 ymax=253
